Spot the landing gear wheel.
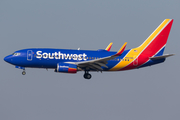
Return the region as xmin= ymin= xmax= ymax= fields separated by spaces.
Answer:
xmin=84 ymin=72 xmax=92 ymax=79
xmin=86 ymin=74 xmax=91 ymax=79
xmin=22 ymin=71 xmax=26 ymax=75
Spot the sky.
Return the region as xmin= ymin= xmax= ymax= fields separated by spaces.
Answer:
xmin=0 ymin=0 xmax=180 ymax=120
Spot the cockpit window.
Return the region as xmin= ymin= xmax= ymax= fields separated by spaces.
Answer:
xmin=12 ymin=53 xmax=21 ymax=56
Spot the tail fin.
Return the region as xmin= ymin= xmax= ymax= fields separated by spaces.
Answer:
xmin=116 ymin=19 xmax=173 ymax=71
xmin=136 ymin=19 xmax=173 ymax=57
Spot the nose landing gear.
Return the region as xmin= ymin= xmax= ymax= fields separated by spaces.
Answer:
xmin=22 ymin=70 xmax=26 ymax=75
xmin=84 ymin=71 xmax=91 ymax=79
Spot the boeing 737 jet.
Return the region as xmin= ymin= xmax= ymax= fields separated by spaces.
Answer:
xmin=4 ymin=19 xmax=174 ymax=79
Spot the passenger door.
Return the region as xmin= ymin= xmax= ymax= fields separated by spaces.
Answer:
xmin=27 ymin=50 xmax=33 ymax=61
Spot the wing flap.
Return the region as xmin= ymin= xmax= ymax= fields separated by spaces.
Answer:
xmin=95 ymin=62 xmax=108 ymax=68
xmin=90 ymin=64 xmax=103 ymax=71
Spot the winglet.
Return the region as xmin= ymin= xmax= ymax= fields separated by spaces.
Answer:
xmin=105 ymin=42 xmax=113 ymax=51
xmin=114 ymin=42 xmax=127 ymax=56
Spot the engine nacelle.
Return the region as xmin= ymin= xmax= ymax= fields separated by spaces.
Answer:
xmin=56 ymin=63 xmax=77 ymax=73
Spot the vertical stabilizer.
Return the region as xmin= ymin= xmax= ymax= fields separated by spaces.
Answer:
xmin=137 ymin=19 xmax=173 ymax=57
xmin=110 ymin=19 xmax=173 ymax=71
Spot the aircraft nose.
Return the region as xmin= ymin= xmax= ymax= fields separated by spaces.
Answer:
xmin=4 ymin=55 xmax=12 ymax=63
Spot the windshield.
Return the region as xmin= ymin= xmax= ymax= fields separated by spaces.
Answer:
xmin=12 ymin=53 xmax=21 ymax=56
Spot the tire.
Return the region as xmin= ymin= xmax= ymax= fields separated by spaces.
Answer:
xmin=86 ymin=74 xmax=91 ymax=79
xmin=22 ymin=71 xmax=26 ymax=75
xmin=84 ymin=73 xmax=91 ymax=79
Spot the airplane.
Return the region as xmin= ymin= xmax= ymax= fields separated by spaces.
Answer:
xmin=4 ymin=19 xmax=174 ymax=79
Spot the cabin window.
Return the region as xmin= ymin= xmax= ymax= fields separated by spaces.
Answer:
xmin=37 ymin=55 xmax=41 ymax=57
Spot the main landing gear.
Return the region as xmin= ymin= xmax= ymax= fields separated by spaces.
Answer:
xmin=84 ymin=71 xmax=92 ymax=79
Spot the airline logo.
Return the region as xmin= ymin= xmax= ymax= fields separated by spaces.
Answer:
xmin=59 ymin=66 xmax=69 ymax=68
xmin=36 ymin=51 xmax=87 ymax=60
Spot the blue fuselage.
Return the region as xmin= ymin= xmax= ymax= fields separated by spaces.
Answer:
xmin=4 ymin=48 xmax=130 ymax=71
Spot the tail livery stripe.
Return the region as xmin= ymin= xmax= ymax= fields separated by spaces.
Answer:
xmin=110 ymin=19 xmax=173 ymax=71
xmin=137 ymin=45 xmax=166 ymax=68
xmin=121 ymin=19 xmax=173 ymax=70
xmin=137 ymin=19 xmax=171 ymax=51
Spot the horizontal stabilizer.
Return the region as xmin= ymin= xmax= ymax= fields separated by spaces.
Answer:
xmin=150 ymin=54 xmax=174 ymax=60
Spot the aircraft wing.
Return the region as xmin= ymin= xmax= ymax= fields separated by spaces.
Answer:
xmin=67 ymin=42 xmax=127 ymax=71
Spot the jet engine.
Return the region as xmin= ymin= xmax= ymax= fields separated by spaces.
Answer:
xmin=55 ymin=63 xmax=77 ymax=73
